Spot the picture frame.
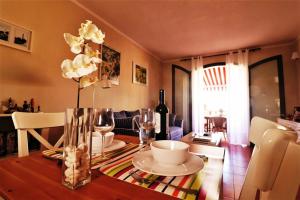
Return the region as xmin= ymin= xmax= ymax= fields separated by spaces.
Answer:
xmin=132 ymin=62 xmax=148 ymax=86
xmin=100 ymin=45 xmax=121 ymax=85
xmin=0 ymin=19 xmax=32 ymax=52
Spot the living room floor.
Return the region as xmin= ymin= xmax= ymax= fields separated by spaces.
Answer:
xmin=221 ymin=142 xmax=253 ymax=200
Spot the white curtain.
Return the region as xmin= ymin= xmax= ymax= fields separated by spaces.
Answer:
xmin=226 ymin=50 xmax=250 ymax=145
xmin=192 ymin=57 xmax=205 ymax=136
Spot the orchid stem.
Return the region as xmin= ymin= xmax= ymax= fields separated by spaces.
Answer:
xmin=76 ymin=77 xmax=82 ymax=108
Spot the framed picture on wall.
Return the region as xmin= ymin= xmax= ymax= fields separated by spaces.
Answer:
xmin=0 ymin=19 xmax=32 ymax=52
xmin=132 ymin=62 xmax=148 ymax=86
xmin=100 ymin=45 xmax=121 ymax=85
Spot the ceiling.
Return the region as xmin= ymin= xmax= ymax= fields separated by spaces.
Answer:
xmin=76 ymin=0 xmax=300 ymax=61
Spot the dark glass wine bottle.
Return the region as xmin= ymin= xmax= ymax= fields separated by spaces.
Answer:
xmin=155 ymin=89 xmax=169 ymax=140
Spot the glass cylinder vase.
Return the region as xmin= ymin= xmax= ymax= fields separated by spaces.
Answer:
xmin=62 ymin=108 xmax=94 ymax=190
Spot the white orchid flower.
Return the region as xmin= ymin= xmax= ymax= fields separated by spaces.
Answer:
xmin=84 ymin=44 xmax=101 ymax=63
xmin=80 ymin=76 xmax=98 ymax=88
xmin=61 ymin=59 xmax=78 ymax=78
xmin=63 ymin=33 xmax=84 ymax=54
xmin=61 ymin=54 xmax=97 ymax=79
xmin=79 ymin=20 xmax=92 ymax=38
xmin=73 ymin=54 xmax=91 ymax=68
xmin=79 ymin=20 xmax=105 ymax=44
xmin=91 ymin=28 xmax=105 ymax=44
xmin=73 ymin=54 xmax=97 ymax=76
xmin=61 ymin=20 xmax=105 ymax=92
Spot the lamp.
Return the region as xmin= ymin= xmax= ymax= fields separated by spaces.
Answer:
xmin=291 ymin=51 xmax=299 ymax=60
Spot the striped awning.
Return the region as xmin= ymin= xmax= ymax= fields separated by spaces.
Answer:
xmin=203 ymin=66 xmax=227 ymax=91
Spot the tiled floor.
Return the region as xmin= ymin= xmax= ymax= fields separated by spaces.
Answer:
xmin=221 ymin=142 xmax=253 ymax=200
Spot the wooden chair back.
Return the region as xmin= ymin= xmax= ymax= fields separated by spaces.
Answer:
xmin=12 ymin=112 xmax=64 ymax=157
xmin=212 ymin=117 xmax=226 ymax=130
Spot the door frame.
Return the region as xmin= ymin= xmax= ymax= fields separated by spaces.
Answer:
xmin=249 ymin=55 xmax=286 ymax=119
xmin=172 ymin=64 xmax=192 ymax=132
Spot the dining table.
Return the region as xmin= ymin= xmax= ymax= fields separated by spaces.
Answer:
xmin=0 ymin=134 xmax=224 ymax=200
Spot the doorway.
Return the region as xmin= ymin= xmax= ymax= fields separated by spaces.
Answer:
xmin=172 ymin=65 xmax=192 ymax=134
xmin=249 ymin=55 xmax=286 ymax=121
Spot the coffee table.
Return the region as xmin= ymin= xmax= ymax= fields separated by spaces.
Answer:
xmin=183 ymin=132 xmax=222 ymax=146
xmin=181 ymin=132 xmax=224 ymax=159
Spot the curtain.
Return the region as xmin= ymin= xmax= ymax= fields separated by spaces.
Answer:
xmin=191 ymin=56 xmax=205 ymax=136
xmin=226 ymin=50 xmax=250 ymax=145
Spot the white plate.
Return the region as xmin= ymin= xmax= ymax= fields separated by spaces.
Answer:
xmin=93 ymin=139 xmax=126 ymax=155
xmin=104 ymin=139 xmax=126 ymax=152
xmin=132 ymin=150 xmax=204 ymax=176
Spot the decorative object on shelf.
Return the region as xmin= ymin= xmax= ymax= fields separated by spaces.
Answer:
xmin=61 ymin=20 xmax=105 ymax=108
xmin=101 ymin=45 xmax=120 ymax=86
xmin=291 ymin=51 xmax=299 ymax=60
xmin=132 ymin=62 xmax=148 ymax=85
xmin=2 ymin=97 xmax=40 ymax=114
xmin=0 ymin=19 xmax=32 ymax=52
xmin=62 ymin=108 xmax=94 ymax=189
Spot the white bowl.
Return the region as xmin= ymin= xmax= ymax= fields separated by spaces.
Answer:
xmin=150 ymin=140 xmax=190 ymax=165
xmin=92 ymin=132 xmax=114 ymax=154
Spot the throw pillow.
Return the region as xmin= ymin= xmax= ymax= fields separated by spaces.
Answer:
xmin=169 ymin=113 xmax=176 ymax=126
xmin=114 ymin=117 xmax=132 ymax=129
xmin=293 ymin=111 xmax=300 ymax=122
xmin=125 ymin=110 xmax=140 ymax=117
xmin=113 ymin=110 xmax=126 ymax=119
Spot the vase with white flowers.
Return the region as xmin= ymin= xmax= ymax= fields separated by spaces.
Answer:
xmin=61 ymin=20 xmax=105 ymax=189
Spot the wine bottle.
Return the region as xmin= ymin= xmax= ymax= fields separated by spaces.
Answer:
xmin=155 ymin=89 xmax=169 ymax=140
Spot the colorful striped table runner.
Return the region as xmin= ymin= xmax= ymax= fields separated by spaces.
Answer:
xmin=42 ymin=143 xmax=223 ymax=199
xmin=98 ymin=149 xmax=223 ymax=200
xmin=41 ymin=143 xmax=140 ymax=163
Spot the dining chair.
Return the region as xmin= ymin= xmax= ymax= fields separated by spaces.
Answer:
xmin=239 ymin=117 xmax=299 ymax=200
xmin=12 ymin=112 xmax=64 ymax=157
xmin=211 ymin=117 xmax=227 ymax=140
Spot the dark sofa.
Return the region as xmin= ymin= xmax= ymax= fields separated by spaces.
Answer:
xmin=113 ymin=110 xmax=140 ymax=136
xmin=113 ymin=110 xmax=184 ymax=140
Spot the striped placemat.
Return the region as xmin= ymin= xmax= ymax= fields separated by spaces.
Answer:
xmin=42 ymin=144 xmax=223 ymax=199
xmin=98 ymin=150 xmax=223 ymax=200
xmin=42 ymin=143 xmax=140 ymax=165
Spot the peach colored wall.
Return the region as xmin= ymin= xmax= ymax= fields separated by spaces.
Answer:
xmin=297 ymin=37 xmax=300 ymax=104
xmin=162 ymin=43 xmax=299 ymax=115
xmin=0 ymin=0 xmax=162 ymax=113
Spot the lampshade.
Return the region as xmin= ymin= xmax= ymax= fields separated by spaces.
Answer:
xmin=291 ymin=51 xmax=300 ymax=60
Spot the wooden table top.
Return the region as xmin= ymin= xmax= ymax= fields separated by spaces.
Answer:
xmin=0 ymin=135 xmax=224 ymax=200
xmin=0 ymin=135 xmax=177 ymax=200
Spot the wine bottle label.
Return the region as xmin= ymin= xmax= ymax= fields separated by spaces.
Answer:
xmin=166 ymin=113 xmax=169 ymax=133
xmin=155 ymin=112 xmax=160 ymax=133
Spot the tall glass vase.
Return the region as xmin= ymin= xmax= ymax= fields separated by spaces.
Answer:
xmin=62 ymin=108 xmax=94 ymax=190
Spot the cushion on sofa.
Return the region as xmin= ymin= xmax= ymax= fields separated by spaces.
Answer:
xmin=169 ymin=126 xmax=183 ymax=141
xmin=113 ymin=111 xmax=127 ymax=119
xmin=169 ymin=113 xmax=176 ymax=126
xmin=293 ymin=111 xmax=300 ymax=122
xmin=114 ymin=117 xmax=132 ymax=129
xmin=125 ymin=110 xmax=140 ymax=117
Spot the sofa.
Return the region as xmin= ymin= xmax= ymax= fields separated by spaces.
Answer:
xmin=113 ymin=110 xmax=184 ymax=140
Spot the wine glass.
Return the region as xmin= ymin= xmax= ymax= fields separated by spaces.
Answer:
xmin=138 ymin=108 xmax=156 ymax=149
xmin=93 ymin=108 xmax=115 ymax=158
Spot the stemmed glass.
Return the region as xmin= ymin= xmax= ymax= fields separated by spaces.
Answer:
xmin=138 ymin=108 xmax=156 ymax=149
xmin=93 ymin=108 xmax=115 ymax=158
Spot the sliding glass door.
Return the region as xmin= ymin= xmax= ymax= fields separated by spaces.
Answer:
xmin=172 ymin=65 xmax=192 ymax=134
xmin=249 ymin=55 xmax=285 ymax=121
